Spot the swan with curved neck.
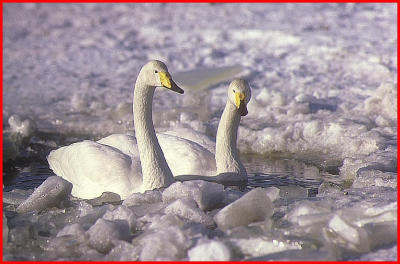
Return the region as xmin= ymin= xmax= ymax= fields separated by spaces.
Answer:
xmin=47 ymin=60 xmax=183 ymax=199
xmin=215 ymin=79 xmax=250 ymax=179
xmin=92 ymin=79 xmax=251 ymax=182
xmin=133 ymin=61 xmax=183 ymax=189
xmin=163 ymin=79 xmax=251 ymax=181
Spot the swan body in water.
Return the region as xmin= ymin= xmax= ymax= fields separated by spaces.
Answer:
xmin=102 ymin=79 xmax=251 ymax=181
xmin=48 ymin=60 xmax=184 ymax=199
xmin=170 ymin=79 xmax=251 ymax=181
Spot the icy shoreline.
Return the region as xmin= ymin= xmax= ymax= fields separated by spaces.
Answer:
xmin=3 ymin=176 xmax=397 ymax=261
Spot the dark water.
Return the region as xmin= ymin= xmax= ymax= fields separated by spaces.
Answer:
xmin=3 ymin=162 xmax=51 ymax=192
xmin=3 ymin=133 xmax=342 ymax=196
xmin=3 ymin=157 xmax=335 ymax=198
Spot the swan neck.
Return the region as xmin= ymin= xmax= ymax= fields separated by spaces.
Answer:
xmin=133 ymin=80 xmax=174 ymax=190
xmin=216 ymin=101 xmax=245 ymax=175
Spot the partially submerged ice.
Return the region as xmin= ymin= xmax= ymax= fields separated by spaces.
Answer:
xmin=3 ymin=177 xmax=397 ymax=261
xmin=214 ymin=188 xmax=274 ymax=231
xmin=16 ymin=176 xmax=72 ymax=214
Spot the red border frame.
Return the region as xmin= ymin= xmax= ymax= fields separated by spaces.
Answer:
xmin=1 ymin=0 xmax=398 ymax=2
xmin=0 ymin=1 xmax=398 ymax=264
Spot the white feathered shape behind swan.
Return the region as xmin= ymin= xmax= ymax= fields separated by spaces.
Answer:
xmin=48 ymin=60 xmax=184 ymax=199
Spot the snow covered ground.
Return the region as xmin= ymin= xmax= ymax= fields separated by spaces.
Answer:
xmin=3 ymin=3 xmax=397 ymax=261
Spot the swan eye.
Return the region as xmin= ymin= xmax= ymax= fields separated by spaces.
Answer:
xmin=154 ymin=70 xmax=158 ymax=74
xmin=233 ymin=89 xmax=236 ymax=93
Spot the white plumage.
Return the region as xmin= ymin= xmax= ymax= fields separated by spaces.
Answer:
xmin=170 ymin=79 xmax=252 ymax=182
xmin=48 ymin=61 xmax=251 ymax=199
xmin=48 ymin=60 xmax=184 ymax=199
xmin=97 ymin=79 xmax=252 ymax=181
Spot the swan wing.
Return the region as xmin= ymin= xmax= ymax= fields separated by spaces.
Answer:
xmin=162 ymin=127 xmax=216 ymax=154
xmin=97 ymin=134 xmax=139 ymax=158
xmin=158 ymin=133 xmax=216 ymax=176
xmin=47 ymin=140 xmax=142 ymax=199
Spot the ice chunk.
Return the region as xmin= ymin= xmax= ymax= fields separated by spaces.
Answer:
xmin=363 ymin=221 xmax=397 ymax=250
xmin=229 ymin=237 xmax=300 ymax=258
xmin=363 ymin=82 xmax=397 ymax=123
xmin=363 ymin=201 xmax=397 ymax=217
xmin=323 ymin=214 xmax=370 ymax=253
xmin=265 ymin=186 xmax=281 ymax=202
xmin=164 ymin=198 xmax=214 ymax=226
xmin=43 ymin=235 xmax=93 ymax=260
xmin=87 ymin=218 xmax=131 ymax=254
xmin=76 ymin=248 xmax=105 ymax=261
xmin=129 ymin=202 xmax=165 ymax=217
xmin=317 ymin=181 xmax=343 ymax=196
xmin=105 ymin=240 xmax=140 ymax=261
xmin=249 ymin=248 xmax=336 ymax=261
xmin=295 ymin=213 xmax=333 ymax=228
xmin=87 ymin=192 xmax=121 ymax=206
xmin=146 ymin=214 xmax=184 ymax=230
xmin=286 ymin=200 xmax=331 ymax=225
xmin=358 ymin=245 xmax=397 ymax=261
xmin=162 ymin=180 xmax=225 ymax=211
xmin=137 ymin=226 xmax=190 ymax=261
xmin=182 ymin=222 xmax=212 ymax=240
xmin=340 ymin=148 xmax=397 ymax=180
xmin=353 ymin=169 xmax=397 ymax=189
xmin=188 ymin=240 xmax=232 ymax=261
xmin=77 ymin=201 xmax=95 ymax=217
xmin=8 ymin=222 xmax=38 ymax=246
xmin=57 ymin=223 xmax=86 ymax=241
xmin=8 ymin=115 xmax=36 ymax=138
xmin=16 ymin=176 xmax=72 ymax=213
xmin=214 ymin=188 xmax=273 ymax=231
xmin=102 ymin=205 xmax=137 ymax=231
xmin=3 ymin=215 xmax=8 ymax=245
xmin=75 ymin=201 xmax=115 ymax=227
xmin=122 ymin=189 xmax=162 ymax=207
xmin=3 ymin=189 xmax=33 ymax=205
xmin=225 ymin=222 xmax=271 ymax=239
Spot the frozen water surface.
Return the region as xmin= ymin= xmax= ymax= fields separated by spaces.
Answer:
xmin=3 ymin=3 xmax=397 ymax=261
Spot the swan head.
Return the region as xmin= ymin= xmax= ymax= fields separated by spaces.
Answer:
xmin=228 ymin=79 xmax=251 ymax=116
xmin=139 ymin=60 xmax=184 ymax=94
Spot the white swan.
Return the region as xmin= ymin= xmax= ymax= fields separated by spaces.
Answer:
xmin=47 ymin=60 xmax=184 ymax=199
xmin=97 ymin=79 xmax=251 ymax=182
xmin=169 ymin=79 xmax=251 ymax=181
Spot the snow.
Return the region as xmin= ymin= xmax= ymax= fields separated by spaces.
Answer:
xmin=2 ymin=3 xmax=397 ymax=261
xmin=188 ymin=240 xmax=232 ymax=261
